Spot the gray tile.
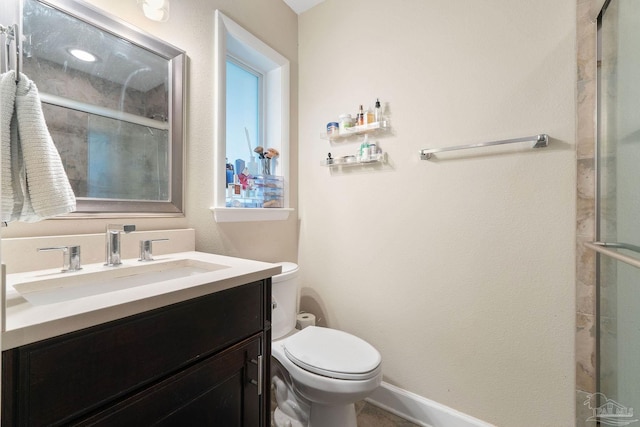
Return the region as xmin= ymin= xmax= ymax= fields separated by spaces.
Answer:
xmin=357 ymin=402 xmax=421 ymax=427
xmin=576 ymin=312 xmax=596 ymax=393
xmin=271 ymin=399 xmax=420 ymax=427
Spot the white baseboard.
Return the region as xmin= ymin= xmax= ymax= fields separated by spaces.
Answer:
xmin=365 ymin=382 xmax=495 ymax=427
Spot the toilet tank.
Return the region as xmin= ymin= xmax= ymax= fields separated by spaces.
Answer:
xmin=271 ymin=262 xmax=299 ymax=340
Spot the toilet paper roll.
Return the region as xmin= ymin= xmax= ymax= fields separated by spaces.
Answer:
xmin=296 ymin=312 xmax=316 ymax=329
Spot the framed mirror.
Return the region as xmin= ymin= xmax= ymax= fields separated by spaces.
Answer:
xmin=21 ymin=0 xmax=185 ymax=216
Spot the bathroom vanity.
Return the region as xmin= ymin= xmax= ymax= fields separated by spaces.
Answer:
xmin=0 ymin=251 xmax=279 ymax=426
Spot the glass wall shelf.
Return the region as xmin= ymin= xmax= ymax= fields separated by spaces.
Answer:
xmin=320 ymin=120 xmax=389 ymax=141
xmin=321 ymin=152 xmax=386 ymax=167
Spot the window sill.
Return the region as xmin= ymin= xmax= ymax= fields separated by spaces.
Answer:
xmin=211 ymin=207 xmax=294 ymax=223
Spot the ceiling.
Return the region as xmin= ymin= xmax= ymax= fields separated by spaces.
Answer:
xmin=281 ymin=0 xmax=325 ymax=14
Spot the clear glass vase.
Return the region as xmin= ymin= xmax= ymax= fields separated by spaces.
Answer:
xmin=261 ymin=158 xmax=271 ymax=175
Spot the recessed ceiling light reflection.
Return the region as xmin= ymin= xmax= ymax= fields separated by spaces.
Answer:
xmin=68 ymin=48 xmax=98 ymax=62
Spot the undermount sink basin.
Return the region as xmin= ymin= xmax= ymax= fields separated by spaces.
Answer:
xmin=12 ymin=258 xmax=230 ymax=306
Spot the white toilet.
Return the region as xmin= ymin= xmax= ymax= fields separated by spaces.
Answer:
xmin=271 ymin=262 xmax=382 ymax=427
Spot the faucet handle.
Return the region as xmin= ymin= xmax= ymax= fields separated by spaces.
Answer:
xmin=38 ymin=245 xmax=82 ymax=272
xmin=107 ymin=224 xmax=136 ymax=233
xmin=139 ymin=238 xmax=169 ymax=262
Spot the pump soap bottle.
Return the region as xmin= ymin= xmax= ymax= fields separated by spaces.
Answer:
xmin=374 ymin=98 xmax=382 ymax=123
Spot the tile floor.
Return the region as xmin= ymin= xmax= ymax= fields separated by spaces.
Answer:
xmin=271 ymin=396 xmax=421 ymax=427
xmin=355 ymin=401 xmax=421 ymax=427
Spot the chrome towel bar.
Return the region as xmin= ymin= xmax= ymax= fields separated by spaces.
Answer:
xmin=420 ymin=133 xmax=549 ymax=160
xmin=585 ymin=241 xmax=640 ymax=270
xmin=591 ymin=241 xmax=640 ymax=254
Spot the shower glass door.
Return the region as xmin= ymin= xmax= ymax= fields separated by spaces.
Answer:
xmin=597 ymin=0 xmax=640 ymax=421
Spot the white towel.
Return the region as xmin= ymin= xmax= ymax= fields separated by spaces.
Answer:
xmin=0 ymin=70 xmax=76 ymax=222
xmin=0 ymin=71 xmax=17 ymax=219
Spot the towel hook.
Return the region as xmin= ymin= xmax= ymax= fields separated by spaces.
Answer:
xmin=0 ymin=23 xmax=20 ymax=83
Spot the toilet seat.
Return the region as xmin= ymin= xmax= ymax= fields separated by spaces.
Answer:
xmin=283 ymin=326 xmax=382 ymax=380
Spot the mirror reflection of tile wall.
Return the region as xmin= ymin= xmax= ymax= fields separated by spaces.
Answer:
xmin=31 ymin=60 xmax=169 ymax=201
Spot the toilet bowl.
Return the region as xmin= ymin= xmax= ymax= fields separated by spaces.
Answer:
xmin=271 ymin=263 xmax=382 ymax=427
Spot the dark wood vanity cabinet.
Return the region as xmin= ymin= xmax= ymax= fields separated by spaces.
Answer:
xmin=2 ymin=279 xmax=272 ymax=426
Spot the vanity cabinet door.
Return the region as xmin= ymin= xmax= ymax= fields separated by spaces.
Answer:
xmin=2 ymin=281 xmax=266 ymax=426
xmin=76 ymin=334 xmax=265 ymax=427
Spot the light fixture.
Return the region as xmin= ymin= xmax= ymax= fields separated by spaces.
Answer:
xmin=138 ymin=0 xmax=170 ymax=22
xmin=67 ymin=48 xmax=98 ymax=62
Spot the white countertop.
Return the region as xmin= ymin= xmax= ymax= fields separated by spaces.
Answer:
xmin=3 ymin=251 xmax=281 ymax=350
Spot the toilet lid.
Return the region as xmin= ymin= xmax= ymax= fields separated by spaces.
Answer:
xmin=283 ymin=326 xmax=382 ymax=380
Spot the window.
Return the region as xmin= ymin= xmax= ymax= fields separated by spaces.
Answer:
xmin=226 ymin=59 xmax=261 ymax=174
xmin=212 ymin=10 xmax=291 ymax=222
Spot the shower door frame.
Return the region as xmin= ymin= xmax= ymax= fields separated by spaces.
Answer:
xmin=592 ymin=0 xmax=640 ymax=413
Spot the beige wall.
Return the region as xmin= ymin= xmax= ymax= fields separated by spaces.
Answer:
xmin=297 ymin=1 xmax=576 ymax=426
xmin=1 ymin=0 xmax=299 ymax=264
xmin=2 ymin=0 xmax=580 ymax=424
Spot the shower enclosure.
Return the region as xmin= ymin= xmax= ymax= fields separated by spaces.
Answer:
xmin=588 ymin=0 xmax=640 ymax=422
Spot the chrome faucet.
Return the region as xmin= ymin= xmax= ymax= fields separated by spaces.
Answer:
xmin=38 ymin=245 xmax=82 ymax=272
xmin=105 ymin=224 xmax=135 ymax=266
xmin=139 ymin=238 xmax=169 ymax=262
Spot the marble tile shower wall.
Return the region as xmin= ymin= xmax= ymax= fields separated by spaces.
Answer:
xmin=23 ymin=57 xmax=167 ymax=199
xmin=43 ymin=105 xmax=90 ymax=195
xmin=575 ymin=0 xmax=597 ymax=425
xmin=24 ymin=57 xmax=162 ymax=115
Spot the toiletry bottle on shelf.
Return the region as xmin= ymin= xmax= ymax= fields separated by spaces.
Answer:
xmin=226 ymin=159 xmax=234 ymax=185
xmin=374 ymin=98 xmax=382 ymax=123
xmin=227 ymin=180 xmax=234 ymax=204
xmin=368 ymin=142 xmax=378 ymax=159
xmin=228 ymin=175 xmax=242 ymax=207
xmin=366 ymin=107 xmax=374 ymax=125
xmin=233 ymin=175 xmax=242 ymax=197
xmin=339 ymin=114 xmax=353 ymax=131
xmin=357 ymin=105 xmax=365 ymax=126
xmin=360 ymin=135 xmax=370 ymax=161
